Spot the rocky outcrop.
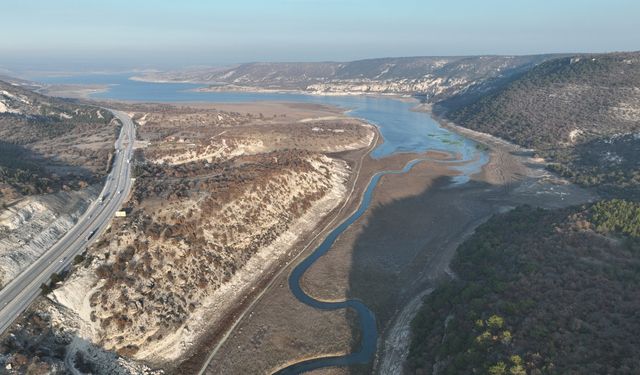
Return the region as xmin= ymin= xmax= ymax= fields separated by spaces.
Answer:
xmin=53 ymin=151 xmax=352 ymax=364
xmin=0 ymin=185 xmax=99 ymax=288
xmin=307 ymin=76 xmax=472 ymax=99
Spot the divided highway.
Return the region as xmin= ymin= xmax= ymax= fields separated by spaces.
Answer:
xmin=0 ymin=110 xmax=136 ymax=334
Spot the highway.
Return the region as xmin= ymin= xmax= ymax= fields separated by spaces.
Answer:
xmin=0 ymin=109 xmax=136 ymax=335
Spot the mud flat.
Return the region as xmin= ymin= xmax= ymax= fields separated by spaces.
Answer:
xmin=197 ymin=111 xmax=594 ymax=374
xmin=194 ymin=144 xmax=459 ymax=374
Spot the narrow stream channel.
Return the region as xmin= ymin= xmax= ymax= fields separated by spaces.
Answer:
xmin=276 ymin=158 xmax=435 ymax=374
xmin=275 ymin=146 xmax=486 ymax=374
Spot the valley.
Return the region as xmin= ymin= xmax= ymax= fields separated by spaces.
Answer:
xmin=2 ymin=1 xmax=639 ymax=374
xmin=0 ymin=49 xmax=638 ymax=375
xmin=202 ymin=109 xmax=592 ymax=375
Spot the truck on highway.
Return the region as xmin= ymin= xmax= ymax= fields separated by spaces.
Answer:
xmin=86 ymin=229 xmax=97 ymax=241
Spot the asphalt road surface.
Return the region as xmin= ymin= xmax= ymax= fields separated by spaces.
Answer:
xmin=0 ymin=109 xmax=136 ymax=335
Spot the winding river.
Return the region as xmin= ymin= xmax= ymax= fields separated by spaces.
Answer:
xmin=37 ymin=73 xmax=489 ymax=373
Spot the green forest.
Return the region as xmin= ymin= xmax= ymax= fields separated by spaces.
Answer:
xmin=408 ymin=204 xmax=640 ymax=374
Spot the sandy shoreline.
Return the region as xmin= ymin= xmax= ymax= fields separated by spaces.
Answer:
xmin=189 ymin=85 xmax=416 ymax=100
xmin=36 ymin=83 xmax=112 ymax=99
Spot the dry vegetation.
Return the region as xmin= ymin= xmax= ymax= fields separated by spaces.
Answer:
xmin=47 ymin=102 xmax=374 ymax=365
xmin=0 ymin=80 xmax=117 ymax=206
xmin=436 ymin=52 xmax=640 ymax=198
xmin=127 ymin=104 xmax=372 ymax=165
xmin=92 ymin=150 xmax=347 ymax=355
xmin=408 ymin=204 xmax=640 ymax=374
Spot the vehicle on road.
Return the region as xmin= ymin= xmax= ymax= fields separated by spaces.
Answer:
xmin=87 ymin=229 xmax=97 ymax=241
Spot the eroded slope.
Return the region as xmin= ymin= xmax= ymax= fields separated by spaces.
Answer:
xmin=1 ymin=103 xmax=376 ymax=373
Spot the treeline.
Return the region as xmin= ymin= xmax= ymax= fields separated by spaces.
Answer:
xmin=590 ymin=199 xmax=640 ymax=238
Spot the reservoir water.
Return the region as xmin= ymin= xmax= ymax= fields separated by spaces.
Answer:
xmin=36 ymin=73 xmax=488 ymax=373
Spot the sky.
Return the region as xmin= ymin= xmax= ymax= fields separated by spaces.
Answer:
xmin=1 ymin=0 xmax=639 ymax=72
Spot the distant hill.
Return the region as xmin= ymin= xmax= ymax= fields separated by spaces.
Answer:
xmin=436 ymin=52 xmax=640 ymax=149
xmin=0 ymin=80 xmax=116 ymax=205
xmin=134 ymin=55 xmax=558 ymax=100
xmin=435 ymin=52 xmax=640 ymax=198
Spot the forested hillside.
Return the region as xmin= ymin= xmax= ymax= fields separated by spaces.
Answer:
xmin=436 ymin=52 xmax=640 ymax=198
xmin=438 ymin=52 xmax=640 ymax=148
xmin=408 ymin=204 xmax=640 ymax=374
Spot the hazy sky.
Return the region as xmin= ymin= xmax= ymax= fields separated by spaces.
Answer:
xmin=1 ymin=0 xmax=638 ymax=72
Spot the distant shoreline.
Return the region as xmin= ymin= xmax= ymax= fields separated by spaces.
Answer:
xmin=40 ymin=75 xmax=420 ymax=106
xmin=35 ymin=83 xmax=112 ymax=100
xmin=130 ymin=74 xmax=418 ymax=100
